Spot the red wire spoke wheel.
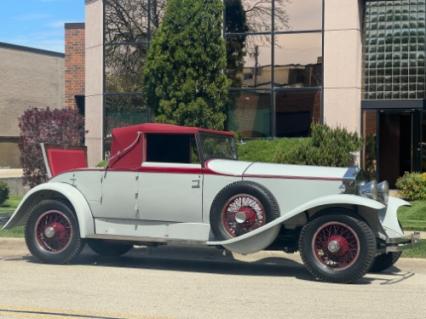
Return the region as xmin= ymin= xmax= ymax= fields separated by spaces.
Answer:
xmin=211 ymin=181 xmax=280 ymax=241
xmin=221 ymin=194 xmax=267 ymax=237
xmin=311 ymin=222 xmax=360 ymax=271
xmin=299 ymin=213 xmax=376 ymax=283
xmin=25 ymin=200 xmax=84 ymax=264
xmin=35 ymin=210 xmax=73 ymax=253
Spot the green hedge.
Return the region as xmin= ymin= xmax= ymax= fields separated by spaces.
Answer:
xmin=237 ymin=138 xmax=308 ymax=163
xmin=396 ymin=172 xmax=426 ymax=201
xmin=274 ymin=124 xmax=362 ymax=167
xmin=238 ymin=124 xmax=363 ymax=167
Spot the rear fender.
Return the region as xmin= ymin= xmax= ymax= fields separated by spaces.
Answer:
xmin=2 ymin=182 xmax=95 ymax=238
xmin=207 ymin=194 xmax=385 ymax=254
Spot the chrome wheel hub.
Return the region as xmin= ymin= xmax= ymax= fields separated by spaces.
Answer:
xmin=235 ymin=211 xmax=247 ymax=224
xmin=44 ymin=226 xmax=56 ymax=239
xmin=327 ymin=240 xmax=341 ymax=253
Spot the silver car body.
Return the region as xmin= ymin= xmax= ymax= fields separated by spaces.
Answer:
xmin=3 ymin=158 xmax=410 ymax=254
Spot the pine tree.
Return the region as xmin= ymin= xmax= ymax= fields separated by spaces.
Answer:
xmin=144 ymin=0 xmax=230 ymax=130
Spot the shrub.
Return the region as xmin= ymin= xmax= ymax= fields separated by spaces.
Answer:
xmin=0 ymin=182 xmax=9 ymax=205
xmin=275 ymin=124 xmax=363 ymax=167
xmin=396 ymin=172 xmax=426 ymax=201
xmin=19 ymin=107 xmax=85 ymax=188
xmin=144 ymin=0 xmax=229 ymax=130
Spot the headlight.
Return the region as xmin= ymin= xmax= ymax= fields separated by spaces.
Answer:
xmin=358 ymin=181 xmax=378 ymax=200
xmin=377 ymin=181 xmax=389 ymax=204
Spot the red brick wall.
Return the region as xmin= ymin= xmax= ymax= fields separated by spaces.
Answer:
xmin=65 ymin=23 xmax=85 ymax=110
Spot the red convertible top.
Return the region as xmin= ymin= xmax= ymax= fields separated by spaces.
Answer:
xmin=109 ymin=123 xmax=234 ymax=170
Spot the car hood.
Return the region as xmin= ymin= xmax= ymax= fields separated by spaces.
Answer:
xmin=245 ymin=162 xmax=358 ymax=181
xmin=207 ymin=159 xmax=358 ymax=181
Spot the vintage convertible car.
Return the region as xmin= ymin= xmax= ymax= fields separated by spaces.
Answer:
xmin=3 ymin=123 xmax=420 ymax=283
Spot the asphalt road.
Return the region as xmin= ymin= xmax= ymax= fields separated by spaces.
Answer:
xmin=0 ymin=239 xmax=426 ymax=319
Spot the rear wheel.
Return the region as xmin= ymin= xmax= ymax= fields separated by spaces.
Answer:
xmin=369 ymin=252 xmax=402 ymax=273
xmin=299 ymin=214 xmax=376 ymax=283
xmin=87 ymin=239 xmax=133 ymax=257
xmin=25 ymin=199 xmax=84 ymax=264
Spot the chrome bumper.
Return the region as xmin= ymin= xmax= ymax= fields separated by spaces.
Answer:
xmin=384 ymin=232 xmax=421 ymax=253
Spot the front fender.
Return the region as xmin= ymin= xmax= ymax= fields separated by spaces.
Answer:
xmin=2 ymin=182 xmax=95 ymax=238
xmin=208 ymin=194 xmax=385 ymax=254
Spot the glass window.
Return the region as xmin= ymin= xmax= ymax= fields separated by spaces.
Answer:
xmin=227 ymin=90 xmax=272 ymax=137
xmin=104 ymin=94 xmax=152 ymax=137
xmin=199 ymin=133 xmax=238 ymax=161
xmin=226 ymin=34 xmax=272 ymax=88
xmin=146 ymin=134 xmax=200 ymax=164
xmin=275 ymin=0 xmax=323 ymax=31
xmin=224 ymin=0 xmax=272 ymax=33
xmin=275 ymin=90 xmax=320 ymax=137
xmin=104 ymin=0 xmax=150 ymax=44
xmin=274 ymin=33 xmax=322 ymax=88
xmin=105 ymin=43 xmax=148 ymax=93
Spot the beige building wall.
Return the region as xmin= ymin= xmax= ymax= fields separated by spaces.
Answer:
xmin=0 ymin=44 xmax=64 ymax=168
xmin=85 ymin=0 xmax=104 ymax=166
xmin=323 ymin=0 xmax=363 ymax=134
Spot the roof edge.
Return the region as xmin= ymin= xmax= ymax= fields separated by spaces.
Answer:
xmin=65 ymin=23 xmax=85 ymax=29
xmin=0 ymin=42 xmax=64 ymax=58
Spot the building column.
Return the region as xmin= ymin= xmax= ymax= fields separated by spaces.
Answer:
xmin=323 ymin=0 xmax=363 ymax=134
xmin=85 ymin=0 xmax=104 ymax=166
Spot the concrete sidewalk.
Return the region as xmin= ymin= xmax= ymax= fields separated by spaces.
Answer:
xmin=0 ymin=169 xmax=23 ymax=178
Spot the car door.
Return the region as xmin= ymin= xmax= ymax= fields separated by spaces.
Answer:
xmin=96 ymin=170 xmax=140 ymax=220
xmin=137 ymin=134 xmax=203 ymax=223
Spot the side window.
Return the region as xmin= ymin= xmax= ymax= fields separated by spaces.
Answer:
xmin=146 ymin=134 xmax=200 ymax=164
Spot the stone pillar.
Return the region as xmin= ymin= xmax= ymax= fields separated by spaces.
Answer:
xmin=323 ymin=0 xmax=363 ymax=134
xmin=85 ymin=0 xmax=104 ymax=166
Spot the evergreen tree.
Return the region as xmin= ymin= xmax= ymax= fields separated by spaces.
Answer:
xmin=144 ymin=0 xmax=230 ymax=129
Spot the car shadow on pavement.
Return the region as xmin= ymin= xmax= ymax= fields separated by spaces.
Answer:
xmin=22 ymin=245 xmax=320 ymax=282
xmin=20 ymin=246 xmax=414 ymax=285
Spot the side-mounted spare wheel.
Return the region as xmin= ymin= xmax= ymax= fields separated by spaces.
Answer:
xmin=87 ymin=239 xmax=133 ymax=257
xmin=299 ymin=214 xmax=376 ymax=283
xmin=25 ymin=199 xmax=84 ymax=264
xmin=210 ymin=181 xmax=280 ymax=240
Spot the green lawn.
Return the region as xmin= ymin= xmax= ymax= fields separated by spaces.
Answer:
xmin=403 ymin=240 xmax=426 ymax=258
xmin=0 ymin=196 xmax=21 ymax=215
xmin=398 ymin=200 xmax=426 ymax=231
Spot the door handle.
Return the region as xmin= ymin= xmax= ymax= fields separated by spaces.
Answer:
xmin=192 ymin=179 xmax=201 ymax=189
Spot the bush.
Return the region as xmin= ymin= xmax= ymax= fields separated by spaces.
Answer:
xmin=238 ymin=138 xmax=308 ymax=163
xmin=275 ymin=124 xmax=363 ymax=167
xmin=0 ymin=182 xmax=9 ymax=205
xmin=396 ymin=172 xmax=426 ymax=201
xmin=19 ymin=107 xmax=85 ymax=188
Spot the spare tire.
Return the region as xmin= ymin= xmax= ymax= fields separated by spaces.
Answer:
xmin=210 ymin=181 xmax=280 ymax=240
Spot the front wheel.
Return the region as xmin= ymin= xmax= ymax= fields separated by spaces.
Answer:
xmin=25 ymin=199 xmax=84 ymax=264
xmin=299 ymin=214 xmax=376 ymax=283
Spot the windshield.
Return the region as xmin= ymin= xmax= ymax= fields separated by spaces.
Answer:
xmin=199 ymin=133 xmax=238 ymax=161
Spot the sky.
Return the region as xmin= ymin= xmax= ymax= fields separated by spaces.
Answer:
xmin=0 ymin=0 xmax=84 ymax=53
